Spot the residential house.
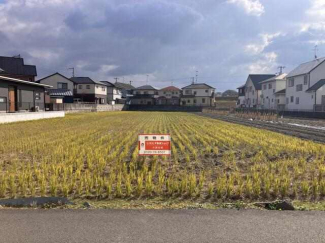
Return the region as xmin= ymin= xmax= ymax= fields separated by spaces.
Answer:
xmin=37 ymin=73 xmax=74 ymax=103
xmin=0 ymin=75 xmax=51 ymax=113
xmin=244 ymin=74 xmax=276 ymax=108
xmin=157 ymin=86 xmax=181 ymax=105
xmin=114 ymin=82 xmax=135 ymax=100
xmin=180 ymin=83 xmax=216 ymax=107
xmin=274 ymin=89 xmax=286 ymax=111
xmin=130 ymin=85 xmax=158 ymax=105
xmin=260 ymin=73 xmax=287 ymax=110
xmin=0 ymin=55 xmax=37 ymax=82
xmin=100 ymin=81 xmax=122 ymax=104
xmin=70 ymin=77 xmax=107 ymax=104
xmin=286 ymin=57 xmax=325 ymax=111
xmin=236 ymin=85 xmax=246 ymax=108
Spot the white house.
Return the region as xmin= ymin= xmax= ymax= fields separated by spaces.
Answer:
xmin=236 ymin=85 xmax=245 ymax=108
xmin=260 ymin=73 xmax=287 ymax=110
xmin=243 ymin=74 xmax=276 ymax=108
xmin=286 ymin=57 xmax=325 ymax=111
xmin=180 ymin=83 xmax=216 ymax=107
xmin=100 ymin=81 xmax=122 ymax=104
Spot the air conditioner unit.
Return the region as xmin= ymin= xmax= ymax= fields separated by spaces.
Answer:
xmin=35 ymin=106 xmax=40 ymax=112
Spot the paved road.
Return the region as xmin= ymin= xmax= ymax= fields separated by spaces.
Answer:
xmin=1 ymin=209 xmax=325 ymax=243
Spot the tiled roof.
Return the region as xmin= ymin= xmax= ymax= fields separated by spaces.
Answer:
xmin=182 ymin=83 xmax=215 ymax=89
xmin=0 ymin=56 xmax=37 ymax=76
xmin=287 ymin=57 xmax=325 ymax=78
xmin=37 ymin=72 xmax=72 ymax=83
xmin=248 ymin=74 xmax=276 ymax=90
xmin=114 ymin=82 xmax=135 ymax=90
xmin=48 ymin=89 xmax=73 ymax=97
xmin=135 ymin=85 xmax=157 ymax=90
xmin=306 ymin=79 xmax=325 ymax=92
xmin=0 ymin=75 xmax=51 ymax=88
xmin=160 ymin=86 xmax=181 ymax=91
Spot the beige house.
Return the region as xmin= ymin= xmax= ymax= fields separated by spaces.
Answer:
xmin=180 ymin=83 xmax=216 ymax=107
xmin=157 ymin=86 xmax=181 ymax=105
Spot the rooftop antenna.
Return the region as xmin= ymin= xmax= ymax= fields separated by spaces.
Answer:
xmin=314 ymin=45 xmax=319 ymax=59
xmin=130 ymin=80 xmax=133 ymax=86
xmin=196 ymin=71 xmax=198 ymax=83
xmin=278 ymin=66 xmax=285 ymax=75
xmin=114 ymin=77 xmax=119 ymax=83
xmin=68 ymin=67 xmax=75 ymax=77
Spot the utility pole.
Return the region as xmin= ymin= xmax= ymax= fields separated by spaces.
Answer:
xmin=68 ymin=67 xmax=75 ymax=77
xmin=129 ymin=80 xmax=133 ymax=86
xmin=314 ymin=45 xmax=319 ymax=59
xmin=196 ymin=71 xmax=198 ymax=83
xmin=278 ymin=66 xmax=285 ymax=75
xmin=114 ymin=77 xmax=119 ymax=83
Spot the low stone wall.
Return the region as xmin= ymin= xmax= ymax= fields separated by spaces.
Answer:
xmin=0 ymin=111 xmax=65 ymax=124
xmin=50 ymin=104 xmax=125 ymax=113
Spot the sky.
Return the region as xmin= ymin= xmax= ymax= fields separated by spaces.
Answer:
xmin=1 ymin=0 xmax=325 ymax=91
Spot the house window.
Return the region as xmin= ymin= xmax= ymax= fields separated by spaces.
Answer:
xmin=253 ymin=99 xmax=255 ymax=104
xmin=286 ymin=98 xmax=289 ymax=104
xmin=58 ymin=82 xmax=68 ymax=89
xmin=136 ymin=91 xmax=140 ymax=95
xmin=155 ymin=91 xmax=158 ymax=95
xmin=296 ymin=97 xmax=299 ymax=104
xmin=312 ymin=95 xmax=314 ymax=99
xmin=0 ymin=97 xmax=6 ymax=103
xmin=172 ymin=92 xmax=174 ymax=95
xmin=194 ymin=91 xmax=197 ymax=95
xmin=273 ymin=89 xmax=275 ymax=93
xmin=288 ymin=78 xmax=294 ymax=87
xmin=205 ymin=90 xmax=208 ymax=93
xmin=277 ymin=99 xmax=280 ymax=104
xmin=176 ymin=92 xmax=178 ymax=95
xmin=96 ymin=86 xmax=99 ymax=89
xmin=86 ymin=85 xmax=90 ymax=89
xmin=290 ymin=96 xmax=294 ymax=103
xmin=296 ymin=84 xmax=303 ymax=91
xmin=252 ymin=90 xmax=254 ymax=95
xmin=263 ymin=84 xmax=266 ymax=90
xmin=187 ymin=100 xmax=190 ymax=103
xmin=268 ymin=83 xmax=272 ymax=89
xmin=202 ymin=98 xmax=206 ymax=103
xmin=78 ymin=85 xmax=83 ymax=89
xmin=304 ymin=75 xmax=308 ymax=85
xmin=185 ymin=90 xmax=191 ymax=95
xmin=102 ymin=87 xmax=105 ymax=91
xmin=194 ymin=99 xmax=197 ymax=104
xmin=144 ymin=91 xmax=148 ymax=95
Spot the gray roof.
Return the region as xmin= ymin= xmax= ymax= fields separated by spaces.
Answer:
xmin=0 ymin=75 xmax=52 ymax=88
xmin=115 ymin=82 xmax=135 ymax=90
xmin=287 ymin=57 xmax=325 ymax=78
xmin=306 ymin=79 xmax=325 ymax=92
xmin=135 ymin=85 xmax=157 ymax=90
xmin=248 ymin=74 xmax=276 ymax=90
xmin=70 ymin=77 xmax=105 ymax=85
xmin=182 ymin=83 xmax=215 ymax=89
xmin=260 ymin=73 xmax=287 ymax=84
xmin=48 ymin=89 xmax=73 ymax=97
xmin=100 ymin=81 xmax=114 ymax=87
xmin=0 ymin=56 xmax=37 ymax=76
xmin=37 ymin=72 xmax=73 ymax=83
xmin=275 ymin=89 xmax=286 ymax=95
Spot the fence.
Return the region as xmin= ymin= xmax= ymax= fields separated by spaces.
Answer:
xmin=46 ymin=103 xmax=126 ymax=113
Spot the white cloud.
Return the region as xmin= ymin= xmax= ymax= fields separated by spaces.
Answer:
xmin=227 ymin=0 xmax=264 ymax=16
xmin=245 ymin=32 xmax=282 ymax=54
xmin=248 ymin=52 xmax=278 ymax=74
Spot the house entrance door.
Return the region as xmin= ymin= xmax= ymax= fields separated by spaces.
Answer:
xmin=8 ymin=86 xmax=16 ymax=113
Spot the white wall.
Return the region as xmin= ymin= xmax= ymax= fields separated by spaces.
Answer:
xmin=158 ymin=90 xmax=181 ymax=98
xmin=76 ymin=84 xmax=107 ymax=95
xmin=261 ymin=80 xmax=286 ymax=110
xmin=134 ymin=90 xmax=157 ymax=95
xmin=39 ymin=74 xmax=74 ymax=90
xmin=244 ymin=77 xmax=260 ymax=108
xmin=286 ymin=75 xmax=312 ymax=111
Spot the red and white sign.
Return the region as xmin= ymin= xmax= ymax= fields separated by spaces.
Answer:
xmin=138 ymin=134 xmax=171 ymax=156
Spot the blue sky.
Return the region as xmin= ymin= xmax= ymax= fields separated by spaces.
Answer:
xmin=1 ymin=0 xmax=325 ymax=91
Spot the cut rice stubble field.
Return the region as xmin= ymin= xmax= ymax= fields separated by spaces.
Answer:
xmin=0 ymin=111 xmax=325 ymax=202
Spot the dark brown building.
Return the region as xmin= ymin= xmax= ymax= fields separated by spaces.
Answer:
xmin=0 ymin=55 xmax=37 ymax=82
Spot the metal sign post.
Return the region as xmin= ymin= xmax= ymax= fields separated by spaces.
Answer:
xmin=138 ymin=134 xmax=171 ymax=156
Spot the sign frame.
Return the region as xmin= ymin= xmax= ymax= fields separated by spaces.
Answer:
xmin=138 ymin=134 xmax=171 ymax=156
